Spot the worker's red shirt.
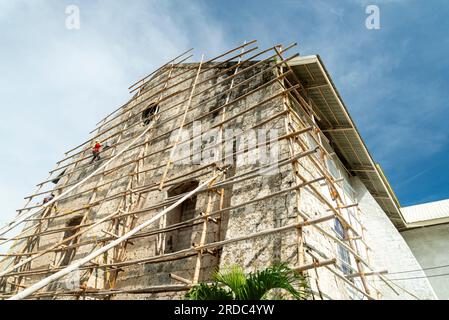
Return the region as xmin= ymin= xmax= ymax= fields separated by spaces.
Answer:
xmin=93 ymin=143 xmax=101 ymax=152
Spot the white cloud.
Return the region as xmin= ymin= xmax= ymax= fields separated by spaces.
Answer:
xmin=0 ymin=0 xmax=230 ymax=252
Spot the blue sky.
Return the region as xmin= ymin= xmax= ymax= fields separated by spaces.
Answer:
xmin=0 ymin=0 xmax=448 ymax=233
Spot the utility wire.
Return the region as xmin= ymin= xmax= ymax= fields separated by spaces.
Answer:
xmin=378 ymin=272 xmax=449 ymax=281
xmin=388 ymin=263 xmax=449 ymax=275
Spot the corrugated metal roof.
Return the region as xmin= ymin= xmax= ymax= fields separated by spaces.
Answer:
xmin=288 ymin=55 xmax=407 ymax=230
xmin=401 ymin=199 xmax=449 ymax=225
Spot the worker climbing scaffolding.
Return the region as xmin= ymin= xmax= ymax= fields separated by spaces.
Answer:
xmin=42 ymin=193 xmax=55 ymax=204
xmin=91 ymin=140 xmax=102 ymax=163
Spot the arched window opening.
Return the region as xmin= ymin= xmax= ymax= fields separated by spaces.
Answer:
xmin=52 ymin=169 xmax=67 ymax=185
xmin=164 ymin=181 xmax=199 ymax=254
xmin=60 ymin=216 xmax=83 ymax=266
xmin=142 ymin=103 xmax=159 ymax=126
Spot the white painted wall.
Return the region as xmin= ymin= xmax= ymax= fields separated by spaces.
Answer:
xmin=401 ymin=223 xmax=449 ymax=300
xmin=352 ymin=177 xmax=438 ymax=300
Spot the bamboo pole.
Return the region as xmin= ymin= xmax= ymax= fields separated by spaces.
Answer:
xmin=192 ymin=179 xmax=216 ymax=284
xmin=128 ymin=48 xmax=194 ymax=91
xmin=159 ymin=55 xmax=204 ymax=190
xmin=294 ymin=259 xmax=336 ymax=273
xmin=276 ymin=49 xmax=308 ymax=273
xmin=128 ymin=53 xmax=193 ymax=94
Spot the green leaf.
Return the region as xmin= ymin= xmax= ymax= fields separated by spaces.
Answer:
xmin=242 ymin=263 xmax=308 ymax=300
xmin=184 ymin=263 xmax=310 ymax=301
xmin=185 ymin=283 xmax=233 ymax=300
xmin=212 ymin=265 xmax=246 ymax=298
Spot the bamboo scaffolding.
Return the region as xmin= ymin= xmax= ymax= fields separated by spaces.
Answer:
xmin=2 ymin=176 xmax=325 ymax=265
xmin=159 ymin=55 xmax=204 ymax=189
xmin=297 ymin=84 xmax=372 ymax=296
xmin=48 ymin=50 xmax=293 ymax=181
xmin=1 ymin=67 xmax=175 ymax=289
xmin=102 ymin=65 xmax=175 ymax=290
xmin=1 ymin=43 xmax=406 ymax=301
xmin=290 ymin=122 xmax=373 ymax=296
xmin=4 ymin=144 xmax=318 ymax=253
xmin=28 ymin=110 xmax=288 ymax=206
xmin=8 ymin=172 xmax=222 ymax=300
xmin=20 ymin=75 xmax=296 ymax=212
xmin=5 ymin=211 xmax=336 ymax=300
xmin=278 ymin=101 xmax=360 ymax=237
xmin=5 ymin=110 xmax=374 ymax=300
xmin=0 ymin=119 xmax=114 ymax=293
xmin=276 ymin=52 xmax=308 ymax=277
xmin=43 ymin=99 xmax=151 ymax=292
xmin=33 ymin=59 xmax=293 ymax=193
xmin=1 ymin=148 xmax=323 ymax=281
xmin=0 ymin=113 xmax=161 ymax=240
xmin=0 ymin=258 xmax=335 ymax=299
xmin=87 ymin=45 xmax=260 ymax=138
xmin=275 ymin=49 xmax=388 ymax=298
xmin=64 ymin=42 xmax=262 ymax=156
xmin=302 ymin=84 xmax=376 ymax=296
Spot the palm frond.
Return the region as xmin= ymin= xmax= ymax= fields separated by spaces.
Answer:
xmin=184 ymin=263 xmax=310 ymax=300
xmin=185 ymin=282 xmax=233 ymax=300
xmin=241 ymin=263 xmax=308 ymax=300
xmin=212 ymin=265 xmax=246 ymax=297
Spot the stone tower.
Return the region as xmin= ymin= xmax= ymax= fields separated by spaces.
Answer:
xmin=0 ymin=41 xmax=437 ymax=300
